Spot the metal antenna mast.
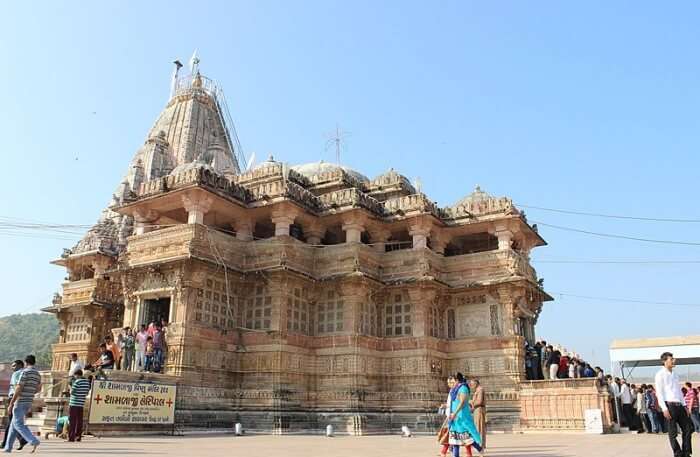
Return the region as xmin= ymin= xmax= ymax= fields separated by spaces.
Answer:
xmin=325 ymin=124 xmax=350 ymax=164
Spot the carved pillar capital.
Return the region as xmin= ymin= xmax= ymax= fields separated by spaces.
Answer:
xmin=133 ymin=208 xmax=160 ymax=235
xmin=232 ymin=218 xmax=254 ymax=241
xmin=409 ymin=224 xmax=431 ymax=250
xmin=181 ymin=193 xmax=214 ymax=225
xmin=369 ymin=228 xmax=391 ymax=252
xmin=304 ymin=222 xmax=326 ymax=245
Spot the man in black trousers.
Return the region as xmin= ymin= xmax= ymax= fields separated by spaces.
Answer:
xmin=1 ymin=360 xmax=27 ymax=451
xmin=655 ymin=352 xmax=693 ymax=457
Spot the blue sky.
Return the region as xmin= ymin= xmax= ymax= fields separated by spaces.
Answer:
xmin=1 ymin=1 xmax=699 ymax=369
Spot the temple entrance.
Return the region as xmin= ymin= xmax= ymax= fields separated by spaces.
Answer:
xmin=141 ymin=297 xmax=171 ymax=327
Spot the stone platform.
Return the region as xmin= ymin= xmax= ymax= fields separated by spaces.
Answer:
xmin=16 ymin=432 xmax=688 ymax=457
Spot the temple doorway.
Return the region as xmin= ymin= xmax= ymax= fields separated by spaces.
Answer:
xmin=141 ymin=297 xmax=171 ymax=327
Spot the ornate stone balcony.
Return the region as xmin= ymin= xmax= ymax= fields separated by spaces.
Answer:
xmin=60 ymin=277 xmax=121 ymax=307
xmin=126 ymin=224 xmax=538 ymax=289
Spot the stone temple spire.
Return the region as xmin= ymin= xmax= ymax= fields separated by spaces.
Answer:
xmin=65 ymin=61 xmax=242 ymax=258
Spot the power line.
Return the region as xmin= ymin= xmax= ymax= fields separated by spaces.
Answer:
xmin=519 ymin=204 xmax=700 ymax=223
xmin=532 ymin=221 xmax=700 ymax=246
xmin=553 ymin=292 xmax=700 ymax=308
xmin=536 ymin=259 xmax=700 ymax=265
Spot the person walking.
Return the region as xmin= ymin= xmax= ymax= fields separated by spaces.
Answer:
xmin=3 ymin=355 xmax=41 ymax=453
xmin=684 ymin=382 xmax=700 ymax=433
xmin=0 ymin=360 xmax=26 ymax=451
xmin=655 ymin=352 xmax=693 ymax=457
xmin=448 ymin=373 xmax=482 ymax=457
xmin=468 ymin=378 xmax=487 ymax=452
xmin=67 ymin=369 xmax=91 ymax=442
xmin=438 ymin=377 xmax=454 ymax=457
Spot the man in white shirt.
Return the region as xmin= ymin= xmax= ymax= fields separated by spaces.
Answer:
xmin=655 ymin=352 xmax=693 ymax=457
xmin=67 ymin=353 xmax=83 ymax=377
xmin=620 ymin=379 xmax=636 ymax=430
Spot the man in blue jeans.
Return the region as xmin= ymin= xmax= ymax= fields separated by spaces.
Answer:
xmin=645 ymin=385 xmax=661 ymax=433
xmin=0 ymin=360 xmax=26 ymax=451
xmin=4 ymin=355 xmax=41 ymax=453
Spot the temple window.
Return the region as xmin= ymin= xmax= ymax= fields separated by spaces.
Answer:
xmin=444 ymin=233 xmax=498 ymax=256
xmin=384 ymin=291 xmax=412 ymax=336
xmin=286 ymin=286 xmax=310 ymax=334
xmin=490 ymin=304 xmax=502 ymax=336
xmin=245 ymin=285 xmax=272 ymax=330
xmin=66 ymin=315 xmax=89 ymax=342
xmin=194 ymin=278 xmax=237 ymax=328
xmin=446 ymin=308 xmax=456 ymax=339
xmin=359 ymin=301 xmax=378 ymax=336
xmin=317 ymin=289 xmax=344 ymax=333
xmin=428 ymin=305 xmax=444 ymax=338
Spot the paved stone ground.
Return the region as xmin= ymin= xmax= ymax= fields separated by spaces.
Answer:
xmin=5 ymin=432 xmax=689 ymax=456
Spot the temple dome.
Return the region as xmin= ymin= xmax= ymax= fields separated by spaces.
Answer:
xmin=371 ymin=168 xmax=415 ymax=191
xmin=292 ymin=161 xmax=369 ymax=182
xmin=452 ymin=185 xmax=514 ymax=216
xmin=252 ymin=155 xmax=282 ymax=170
xmin=454 ymin=185 xmax=490 ymax=207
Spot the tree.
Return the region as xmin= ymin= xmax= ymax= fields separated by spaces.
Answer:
xmin=0 ymin=313 xmax=59 ymax=369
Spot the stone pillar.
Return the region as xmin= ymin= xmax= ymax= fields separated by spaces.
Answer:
xmin=305 ymin=224 xmax=325 ymax=246
xmin=182 ymin=194 xmax=213 ymax=225
xmin=407 ymin=288 xmax=438 ymax=338
xmin=233 ymin=219 xmax=254 ymax=241
xmin=134 ymin=222 xmax=147 ymax=235
xmin=342 ymin=222 xmax=364 ymax=244
xmin=409 ymin=226 xmax=431 ymax=250
xmin=92 ymin=256 xmax=111 ymax=276
xmin=431 ymin=233 xmax=449 ymax=255
xmin=271 ymin=215 xmax=295 ymax=237
xmin=370 ymin=229 xmax=391 ymax=252
xmin=496 ymin=230 xmax=513 ymax=250
xmin=133 ymin=209 xmax=159 ymax=235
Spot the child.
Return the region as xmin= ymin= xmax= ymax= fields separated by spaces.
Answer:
xmin=144 ymin=336 xmax=154 ymax=372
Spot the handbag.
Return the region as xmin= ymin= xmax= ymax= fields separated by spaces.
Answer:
xmin=437 ymin=418 xmax=449 ymax=445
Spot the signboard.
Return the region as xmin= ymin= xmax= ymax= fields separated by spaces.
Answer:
xmin=584 ymin=408 xmax=604 ymax=434
xmin=88 ymin=380 xmax=176 ymax=425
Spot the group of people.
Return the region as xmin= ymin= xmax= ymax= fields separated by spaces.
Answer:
xmin=437 ymin=373 xmax=486 ymax=457
xmin=89 ymin=321 xmax=167 ymax=373
xmin=524 ymin=340 xmax=601 ymax=381
xmin=601 ymin=352 xmax=697 ymax=457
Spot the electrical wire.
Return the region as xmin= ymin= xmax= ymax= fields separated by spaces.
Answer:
xmin=518 ymin=204 xmax=700 ymax=223
xmin=535 ymin=259 xmax=700 ymax=265
xmin=552 ymin=292 xmax=700 ymax=308
xmin=531 ymin=221 xmax=700 ymax=246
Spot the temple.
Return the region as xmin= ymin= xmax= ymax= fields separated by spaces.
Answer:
xmin=43 ymin=62 xmax=554 ymax=433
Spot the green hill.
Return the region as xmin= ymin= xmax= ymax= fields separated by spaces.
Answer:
xmin=0 ymin=313 xmax=59 ymax=369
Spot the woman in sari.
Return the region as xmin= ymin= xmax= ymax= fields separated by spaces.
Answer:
xmin=448 ymin=373 xmax=483 ymax=457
